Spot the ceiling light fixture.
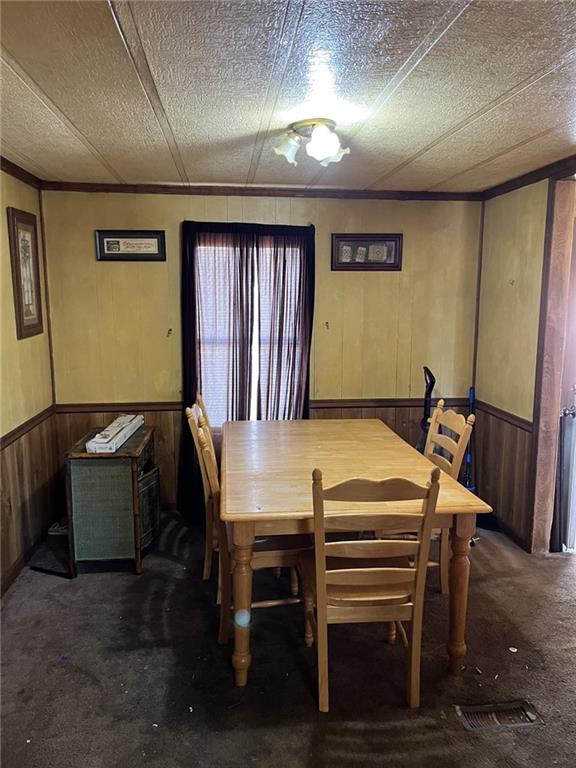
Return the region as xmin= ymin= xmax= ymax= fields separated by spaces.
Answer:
xmin=273 ymin=131 xmax=301 ymax=166
xmin=273 ymin=118 xmax=350 ymax=167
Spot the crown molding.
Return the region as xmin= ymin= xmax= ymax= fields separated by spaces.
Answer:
xmin=2 ymin=154 xmax=575 ymax=201
xmin=483 ymin=154 xmax=576 ymax=200
xmin=38 ymin=180 xmax=483 ymax=201
xmin=0 ymin=156 xmax=41 ymax=189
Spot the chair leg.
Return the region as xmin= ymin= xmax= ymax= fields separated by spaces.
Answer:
xmin=407 ymin=620 xmax=422 ymax=709
xmin=216 ymin=557 xmax=222 ymax=605
xmin=317 ymin=620 xmax=329 ymax=713
xmin=202 ymin=498 xmax=214 ymax=581
xmin=397 ymin=621 xmax=409 ymax=649
xmin=440 ymin=528 xmax=450 ymax=595
xmin=202 ymin=528 xmax=213 ymax=581
xmin=387 ymin=621 xmax=397 ymax=645
xmin=290 ymin=567 xmax=299 ymax=596
xmin=304 ymin=592 xmax=315 ymax=647
xmin=273 ymin=567 xmax=281 ymax=579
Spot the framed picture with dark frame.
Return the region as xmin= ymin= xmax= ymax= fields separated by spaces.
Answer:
xmin=331 ymin=233 xmax=403 ymax=271
xmin=95 ymin=230 xmax=166 ymax=261
xmin=7 ymin=207 xmax=43 ymax=339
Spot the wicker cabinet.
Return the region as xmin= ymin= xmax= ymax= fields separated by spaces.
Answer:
xmin=66 ymin=426 xmax=160 ymax=576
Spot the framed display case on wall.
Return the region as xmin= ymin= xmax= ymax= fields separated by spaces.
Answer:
xmin=7 ymin=207 xmax=43 ymax=339
xmin=331 ymin=233 xmax=403 ymax=272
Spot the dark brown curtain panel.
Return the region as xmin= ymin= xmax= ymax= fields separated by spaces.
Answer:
xmin=191 ymin=229 xmax=254 ymax=425
xmin=257 ymin=231 xmax=315 ymax=420
xmin=181 ymin=221 xmax=315 ymax=427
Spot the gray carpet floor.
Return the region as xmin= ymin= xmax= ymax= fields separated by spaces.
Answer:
xmin=1 ymin=514 xmax=575 ymax=768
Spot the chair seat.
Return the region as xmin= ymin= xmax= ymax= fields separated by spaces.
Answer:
xmin=298 ymin=550 xmax=412 ymax=607
xmin=221 ymin=524 xmax=311 ymax=555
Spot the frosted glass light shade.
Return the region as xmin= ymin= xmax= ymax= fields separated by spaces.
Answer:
xmin=319 ymin=145 xmax=351 ymax=166
xmin=305 ymin=124 xmax=340 ymax=162
xmin=273 ymin=132 xmax=301 ymax=165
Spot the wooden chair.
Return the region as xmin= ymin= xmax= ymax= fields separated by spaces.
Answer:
xmin=196 ymin=425 xmax=311 ymax=644
xmin=298 ymin=466 xmax=440 ymax=712
xmin=195 ymin=392 xmax=220 ymax=462
xmin=195 ymin=392 xmax=212 ymax=431
xmin=423 ymin=399 xmax=475 ymax=594
xmin=186 ymin=404 xmax=218 ymax=580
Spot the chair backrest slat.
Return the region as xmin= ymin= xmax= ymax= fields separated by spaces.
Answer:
xmin=323 ymin=513 xmax=424 ymax=533
xmin=423 ymin=399 xmax=475 ymax=480
xmin=196 ymin=392 xmax=212 ymax=430
xmin=198 ymin=426 xmax=219 ymax=498
xmin=437 ymin=408 xmax=467 ymax=435
xmin=430 ymin=432 xmax=459 ymax=456
xmin=195 ymin=394 xmax=217 ymax=459
xmin=427 ymin=452 xmax=453 ymax=476
xmin=323 ymin=477 xmax=428 ymax=502
xmin=186 ymin=405 xmax=210 ymax=505
xmin=196 ymin=425 xmax=231 ymax=576
xmin=324 ymin=540 xmax=420 ymax=559
xmin=325 ymin=568 xmax=417 ymax=587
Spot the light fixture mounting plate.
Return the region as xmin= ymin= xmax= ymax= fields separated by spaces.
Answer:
xmin=289 ymin=118 xmax=336 ymax=139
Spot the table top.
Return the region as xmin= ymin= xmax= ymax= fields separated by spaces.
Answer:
xmin=221 ymin=419 xmax=492 ymax=521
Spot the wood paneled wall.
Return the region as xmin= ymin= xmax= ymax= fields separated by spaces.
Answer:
xmin=43 ymin=192 xmax=480 ymax=404
xmin=476 ymin=181 xmax=548 ymax=422
xmin=1 ymin=411 xmax=59 ymax=593
xmin=473 ymin=402 xmax=533 ymax=549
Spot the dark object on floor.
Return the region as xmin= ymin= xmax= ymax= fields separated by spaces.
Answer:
xmin=48 ymin=519 xmax=68 ymax=536
xmin=28 ymin=534 xmax=69 ymax=579
xmin=476 ymin=512 xmax=502 ymax=531
xmin=456 ymin=700 xmax=543 ymax=731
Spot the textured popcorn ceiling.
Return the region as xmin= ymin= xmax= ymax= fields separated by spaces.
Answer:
xmin=0 ymin=0 xmax=574 ymax=190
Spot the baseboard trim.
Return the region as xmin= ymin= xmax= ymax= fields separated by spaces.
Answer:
xmin=54 ymin=401 xmax=183 ymax=414
xmin=497 ymin=519 xmax=532 ymax=553
xmin=475 ymin=400 xmax=533 ymax=432
xmin=0 ymin=536 xmax=47 ymax=595
xmin=1 ymin=553 xmax=27 ymax=595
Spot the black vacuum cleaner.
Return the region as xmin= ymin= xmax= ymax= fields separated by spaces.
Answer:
xmin=417 ymin=366 xmax=436 ymax=453
xmin=417 ymin=366 xmax=477 ymax=493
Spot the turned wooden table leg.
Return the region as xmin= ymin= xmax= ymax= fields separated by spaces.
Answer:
xmin=448 ymin=513 xmax=476 ymax=674
xmin=232 ymin=522 xmax=254 ymax=687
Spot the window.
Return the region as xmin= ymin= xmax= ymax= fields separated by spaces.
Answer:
xmin=182 ymin=222 xmax=315 ymax=427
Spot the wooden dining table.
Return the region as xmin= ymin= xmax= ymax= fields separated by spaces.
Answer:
xmin=220 ymin=418 xmax=492 ymax=686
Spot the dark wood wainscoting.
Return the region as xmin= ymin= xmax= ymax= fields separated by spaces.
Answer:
xmin=1 ymin=396 xmax=534 ymax=592
xmin=53 ymin=404 xmax=183 ymax=509
xmin=1 ymin=403 xmax=185 ymax=593
xmin=474 ymin=401 xmax=533 ymax=550
xmin=1 ymin=408 xmax=59 ymax=593
xmin=310 ymin=398 xmax=468 ymax=447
